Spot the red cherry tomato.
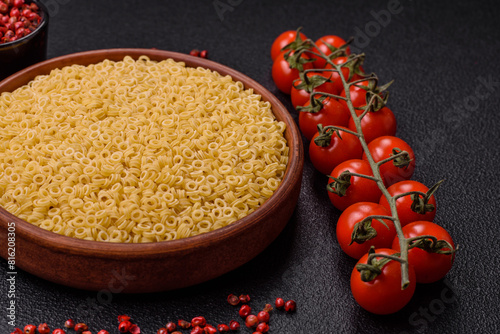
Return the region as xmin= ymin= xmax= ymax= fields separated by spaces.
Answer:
xmin=291 ymin=71 xmax=336 ymax=109
xmin=309 ymin=126 xmax=363 ymax=175
xmin=323 ymin=56 xmax=363 ymax=95
xmin=270 ymin=30 xmax=307 ymax=61
xmin=379 ymin=180 xmax=437 ymax=227
xmin=348 ymin=106 xmax=397 ymax=145
xmin=340 ymin=80 xmax=372 ymax=110
xmin=337 ymin=202 xmax=396 ymax=259
xmin=298 ymin=97 xmax=350 ymax=141
xmin=362 ymin=136 xmax=415 ymax=186
xmin=351 ymin=248 xmax=416 ymax=315
xmin=392 ymin=221 xmax=455 ymax=283
xmin=328 ymin=159 xmax=382 ymax=211
xmin=272 ymin=51 xmax=313 ymax=94
xmin=311 ymin=35 xmax=350 ymax=68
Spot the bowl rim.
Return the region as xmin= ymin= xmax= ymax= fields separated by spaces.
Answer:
xmin=0 ymin=48 xmax=303 ymax=259
xmin=0 ymin=0 xmax=49 ymax=48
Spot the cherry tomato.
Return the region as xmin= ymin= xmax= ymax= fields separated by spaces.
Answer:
xmin=340 ymin=80 xmax=372 ymax=110
xmin=337 ymin=202 xmax=396 ymax=259
xmin=348 ymin=106 xmax=397 ymax=145
xmin=299 ymin=97 xmax=350 ymax=141
xmin=328 ymin=159 xmax=383 ymax=211
xmin=272 ymin=50 xmax=313 ymax=94
xmin=270 ymin=30 xmax=307 ymax=61
xmin=311 ymin=35 xmax=350 ymax=68
xmin=392 ymin=221 xmax=455 ymax=283
xmin=362 ymin=136 xmax=415 ymax=186
xmin=323 ymin=56 xmax=363 ymax=95
xmin=379 ymin=180 xmax=437 ymax=227
xmin=309 ymin=126 xmax=363 ymax=175
xmin=351 ymin=248 xmax=416 ymax=315
xmin=291 ymin=71 xmax=336 ymax=109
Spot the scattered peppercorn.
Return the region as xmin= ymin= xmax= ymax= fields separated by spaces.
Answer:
xmin=117 ymin=315 xmax=131 ymax=323
xmin=239 ymin=304 xmax=251 ymax=318
xmin=37 ymin=323 xmax=50 ymax=334
xmin=229 ymin=320 xmax=240 ymax=331
xmin=129 ymin=324 xmax=141 ymax=334
xmin=188 ymin=49 xmax=209 ymax=59
xmin=217 ymin=324 xmax=230 ymax=332
xmin=165 ymin=322 xmax=177 ymax=332
xmin=74 ymin=323 xmax=89 ymax=333
xmin=191 ymin=316 xmax=206 ymax=328
xmin=52 ymin=330 xmax=66 ymax=334
xmin=227 ymin=294 xmax=240 ymax=306
xmin=178 ymin=319 xmax=191 ymax=329
xmin=118 ymin=320 xmax=132 ymax=333
xmin=257 ymin=311 xmax=270 ymax=323
xmin=203 ymin=325 xmax=217 ymax=334
xmin=256 ymin=322 xmax=270 ymax=333
xmin=284 ymin=300 xmax=297 ymax=312
xmin=245 ymin=315 xmax=259 ymax=328
xmin=64 ymin=320 xmax=75 ymax=329
xmin=263 ymin=304 xmax=273 ymax=313
xmin=190 ymin=326 xmax=204 ymax=334
xmin=275 ymin=297 xmax=285 ymax=309
xmin=14 ymin=295 xmax=296 ymax=334
xmin=24 ymin=325 xmax=36 ymax=334
xmin=239 ymin=294 xmax=251 ymax=304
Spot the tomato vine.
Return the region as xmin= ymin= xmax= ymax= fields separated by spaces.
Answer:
xmin=272 ymin=27 xmax=457 ymax=312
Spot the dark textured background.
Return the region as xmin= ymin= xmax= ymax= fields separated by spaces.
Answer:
xmin=1 ymin=0 xmax=500 ymax=333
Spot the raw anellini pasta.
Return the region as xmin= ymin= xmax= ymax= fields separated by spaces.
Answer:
xmin=0 ymin=56 xmax=289 ymax=243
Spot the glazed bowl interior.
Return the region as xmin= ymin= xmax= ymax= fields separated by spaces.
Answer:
xmin=0 ymin=49 xmax=304 ymax=292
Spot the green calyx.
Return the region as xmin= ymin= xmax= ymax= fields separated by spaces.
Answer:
xmin=411 ymin=180 xmax=445 ymax=214
xmin=354 ymin=77 xmax=393 ymax=112
xmin=296 ymin=94 xmax=327 ymax=113
xmin=356 ymin=247 xmax=400 ymax=282
xmin=326 ymin=170 xmax=352 ymax=197
xmin=284 ymin=49 xmax=314 ymax=72
xmin=409 ymin=237 xmax=455 ymax=255
xmin=282 ymin=28 xmax=315 ymax=72
xmin=295 ymin=71 xmax=330 ymax=92
xmin=350 ymin=216 xmax=392 ymax=245
xmin=342 ymin=53 xmax=366 ymax=81
xmin=350 ymin=218 xmax=378 ymax=245
xmin=391 ymin=148 xmax=412 ymax=168
xmin=313 ymin=124 xmax=341 ymax=147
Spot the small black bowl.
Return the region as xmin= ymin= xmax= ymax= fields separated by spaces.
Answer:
xmin=0 ymin=0 xmax=49 ymax=81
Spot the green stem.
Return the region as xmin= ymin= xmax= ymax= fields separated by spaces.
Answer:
xmin=319 ymin=124 xmax=361 ymax=138
xmin=347 ymin=172 xmax=379 ymax=182
xmin=393 ymin=190 xmax=427 ymax=201
xmin=313 ymin=42 xmax=411 ymax=289
xmin=367 ymin=252 xmax=405 ymax=265
xmin=310 ymin=90 xmax=346 ymax=101
xmin=406 ymin=235 xmax=438 ymax=248
xmin=376 ymin=150 xmax=410 ymax=167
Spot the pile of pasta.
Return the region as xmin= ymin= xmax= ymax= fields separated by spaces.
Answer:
xmin=0 ymin=56 xmax=289 ymax=243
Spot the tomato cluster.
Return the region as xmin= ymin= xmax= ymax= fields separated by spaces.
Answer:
xmin=270 ymin=29 xmax=456 ymax=315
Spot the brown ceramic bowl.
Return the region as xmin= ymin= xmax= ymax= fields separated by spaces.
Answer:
xmin=0 ymin=49 xmax=304 ymax=293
